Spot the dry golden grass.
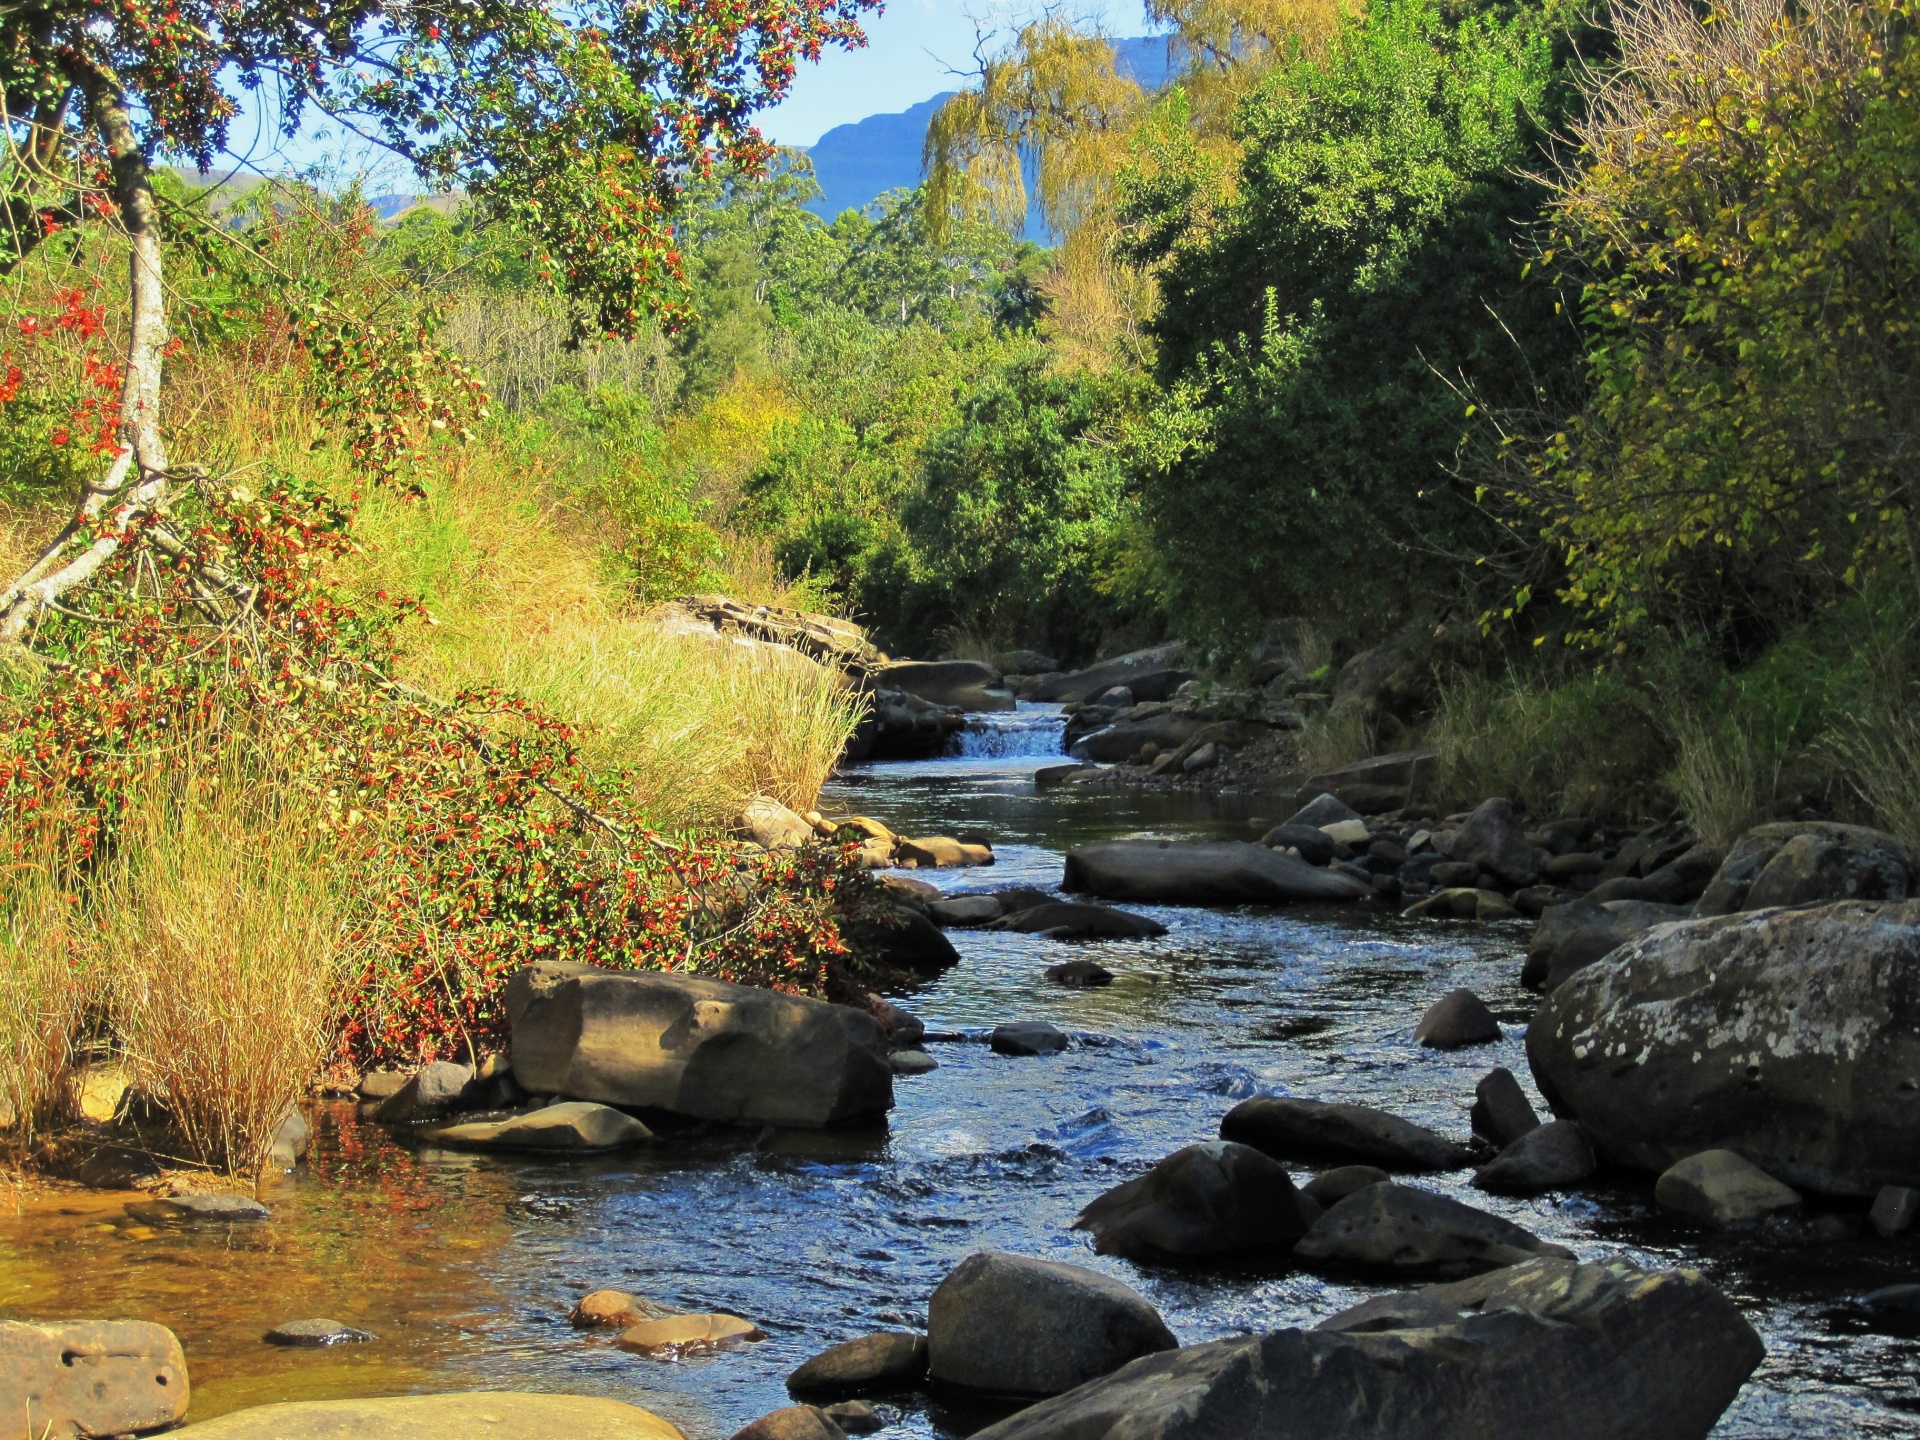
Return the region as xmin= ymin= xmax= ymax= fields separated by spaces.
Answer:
xmin=0 ymin=856 xmax=94 ymax=1149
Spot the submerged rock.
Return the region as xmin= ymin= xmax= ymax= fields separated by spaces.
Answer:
xmin=1655 ymin=1150 xmax=1802 ymax=1227
xmin=0 ymin=1319 xmax=189 ymax=1440
xmin=788 ymin=1332 xmax=929 ymax=1398
xmin=1046 ymin=959 xmax=1114 ymax=987
xmin=616 ymin=1313 xmax=764 ymax=1356
xmin=168 ymin=1393 xmax=687 ymax=1438
xmin=990 ymin=902 xmax=1167 ymax=939
xmin=570 ymin=1290 xmax=679 ymax=1329
xmin=991 ymin=1021 xmax=1069 ymax=1056
xmin=263 ymin=1319 xmax=374 ymax=1348
xmin=1064 ymin=841 xmax=1370 ymax=906
xmin=423 ymin=1101 xmax=652 ymax=1153
xmin=126 ymin=1192 xmax=270 ymax=1224
xmin=1221 ymin=1096 xmax=1474 ymax=1171
xmin=1294 ymin=1183 xmax=1572 ymax=1277
xmin=1072 ymin=1141 xmax=1316 ymax=1260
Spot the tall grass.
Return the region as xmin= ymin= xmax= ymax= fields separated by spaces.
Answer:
xmin=1295 ymin=705 xmax=1375 ymax=778
xmin=0 ymin=858 xmax=95 ymax=1149
xmin=1666 ymin=714 xmax=1785 ymax=849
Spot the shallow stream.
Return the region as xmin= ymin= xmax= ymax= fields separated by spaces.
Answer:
xmin=3 ymin=716 xmax=1917 ymax=1436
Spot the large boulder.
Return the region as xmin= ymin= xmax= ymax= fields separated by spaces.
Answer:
xmin=169 ymin=1394 xmax=686 ymax=1438
xmin=926 ymin=1251 xmax=1178 ymax=1397
xmin=1072 ymin=1141 xmax=1316 ymax=1260
xmin=1031 ymin=644 xmax=1192 ymax=704
xmin=788 ymin=1332 xmax=929 ymax=1399
xmin=1221 ymin=1096 xmax=1474 ymax=1171
xmin=1655 ymin=1150 xmax=1802 ymax=1227
xmin=1527 ymin=901 xmax=1920 ymax=1195
xmin=968 ymin=1257 xmax=1762 ymax=1440
xmin=1444 ymin=798 xmax=1538 ymax=887
xmin=878 ymin=660 xmax=1012 ymax=712
xmin=421 ymin=1101 xmax=652 ymax=1153
xmin=1064 ymin=841 xmax=1371 ymax=906
xmin=1067 ymin=714 xmax=1203 ymax=763
xmin=507 ymin=963 xmax=892 ymax=1129
xmin=1693 ymin=821 xmax=1912 ymax=915
xmin=1293 ymin=750 xmax=1437 ymax=814
xmin=740 ymin=796 xmax=818 ymax=850
xmin=1 ymin=1320 xmax=189 ymax=1439
xmin=851 ymin=907 xmax=961 ymax=976
xmin=1294 ymin=1183 xmax=1572 ymax=1277
xmin=372 ymin=1060 xmax=481 ymax=1124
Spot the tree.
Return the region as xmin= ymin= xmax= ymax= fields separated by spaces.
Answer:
xmin=0 ymin=0 xmax=876 ymax=641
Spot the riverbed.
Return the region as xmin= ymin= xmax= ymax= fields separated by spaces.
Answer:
xmin=3 ymin=725 xmax=1917 ymax=1437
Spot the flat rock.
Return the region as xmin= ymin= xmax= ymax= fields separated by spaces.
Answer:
xmin=616 ymin=1313 xmax=764 ymax=1356
xmin=927 ymin=1250 xmax=1178 ymax=1397
xmin=1470 ymin=1067 xmax=1541 ymax=1149
xmin=879 ymin=659 xmax=1007 ymax=710
xmin=1072 ymin=1140 xmax=1315 ymax=1260
xmin=729 ymin=1406 xmax=846 ymax=1440
xmin=990 ymin=902 xmax=1167 ymax=939
xmin=1473 ymin=1120 xmax=1596 ymax=1194
xmin=126 ymin=1192 xmax=271 ymax=1224
xmin=896 ymin=836 xmax=994 ymax=868
xmin=169 ymin=1393 xmax=686 ymax=1438
xmin=1064 ymin=841 xmax=1370 ymax=906
xmin=1030 ymin=643 xmax=1191 ymax=704
xmin=991 ymin=1021 xmax=1069 ymax=1056
xmin=1301 ymin=1165 xmax=1391 ymax=1208
xmin=927 ymin=895 xmax=1005 ymax=926
xmin=967 ymin=1258 xmax=1762 ymax=1440
xmin=263 ymin=1319 xmax=375 ymax=1347
xmin=1413 ymin=988 xmax=1500 ymax=1049
xmin=423 ymin=1101 xmax=652 ymax=1152
xmin=788 ymin=1331 xmax=928 ymax=1398
xmin=0 ymin=1320 xmax=189 ymax=1440
xmin=890 ymin=1049 xmax=939 ymax=1074
xmin=1045 ymin=960 xmax=1114 ymax=987
xmin=1294 ymin=1182 xmax=1573 ymax=1277
xmin=1655 ymin=1150 xmax=1802 ymax=1227
xmin=1220 ymin=1096 xmax=1474 ymax=1171
xmin=570 ymin=1290 xmax=679 ymax=1329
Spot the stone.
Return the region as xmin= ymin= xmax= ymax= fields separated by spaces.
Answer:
xmin=1072 ymin=1140 xmax=1316 ymax=1260
xmin=72 ymin=1142 xmax=165 ymax=1189
xmin=1429 ymin=861 xmax=1480 ymax=889
xmin=616 ymin=1313 xmax=764 ymax=1356
xmin=570 ymin=1290 xmax=678 ymax=1329
xmin=1319 ymin=818 xmax=1373 ymax=846
xmin=372 ymin=1060 xmax=480 ymax=1124
xmin=830 ymin=816 xmax=896 ymax=846
xmin=423 ymin=1101 xmax=653 ymax=1152
xmin=1096 ymin=685 xmax=1136 ymax=707
xmin=1284 ymin=792 xmax=1364 ymax=829
xmin=820 ymin=1402 xmax=881 ymax=1435
xmin=990 ymin=902 xmax=1166 ymax=939
xmin=1863 ymin=1284 xmax=1920 ymax=1314
xmin=741 ymin=795 xmax=818 ymax=850
xmin=1035 ymin=763 xmax=1092 ymax=788
xmin=1301 ymin=1165 xmax=1390 ymax=1208
xmin=729 ymin=1406 xmax=846 ymax=1440
xmin=879 ymin=875 xmax=941 ymax=906
xmin=926 ymin=1251 xmax=1178 ymax=1397
xmin=1069 ymin=714 xmax=1204 ymax=763
xmin=867 ymin=997 xmax=925 ymax=1046
xmin=927 ymin=895 xmax=1004 ymax=926
xmin=1220 ymin=1096 xmax=1474 ymax=1171
xmin=994 ymin=649 xmax=1059 ymax=675
xmin=1294 ymin=751 xmax=1437 ymax=813
xmin=1544 ymin=851 xmax=1605 ymax=879
xmin=965 ymin=1257 xmax=1761 ymax=1440
xmin=263 ymin=1319 xmax=375 ymax=1347
xmin=895 ymin=836 xmax=994 ymax=868
xmin=991 ymin=1021 xmax=1069 ymax=1056
xmin=788 ymin=1331 xmax=929 ymax=1398
xmin=1695 ymin=821 xmax=1912 ymax=916
xmin=1063 ymin=841 xmax=1370 ymax=906
xmin=266 ymin=1108 xmax=311 ymax=1167
xmin=890 ymin=1049 xmax=939 ymax=1075
xmin=1181 ymin=742 xmax=1219 ymax=773
xmin=1444 ymin=797 xmax=1538 ymax=886
xmin=879 ymin=659 xmax=1010 ymax=711
xmin=72 ymin=1060 xmax=132 ymax=1123
xmin=1655 ymin=1150 xmax=1802 ymax=1227
xmin=1262 ymin=823 xmax=1335 ymax=865
xmin=1870 ymin=1185 xmax=1920 ymax=1238
xmin=1470 ymin=1068 xmax=1541 ymax=1149
xmin=995 ymin=886 xmax=1056 ymax=913
xmin=126 ymin=1192 xmax=271 ymax=1224
xmin=1030 ymin=643 xmax=1191 ymax=703
xmin=1526 ymin=901 xmax=1920 ymax=1194
xmin=1294 ymin=1183 xmax=1574 ymax=1277
xmin=1046 ymin=960 xmax=1114 ymax=987
xmin=1404 ymin=887 xmax=1520 ymax=922
xmin=1639 ymin=843 xmax=1723 ymax=906
xmin=1473 ymin=1120 xmax=1596 ymax=1194
xmin=855 ymin=906 xmax=961 ymax=976
xmin=1412 ymin=988 xmax=1500 ymax=1049
xmin=508 ymin=962 xmax=892 ymax=1129
xmin=0 ymin=1319 xmax=189 ymax=1440
xmin=357 ymin=1069 xmax=409 ymax=1100
xmin=169 ymin=1394 xmax=687 ymax=1439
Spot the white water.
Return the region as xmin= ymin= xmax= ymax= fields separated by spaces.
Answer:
xmin=949 ymin=702 xmax=1068 ymax=759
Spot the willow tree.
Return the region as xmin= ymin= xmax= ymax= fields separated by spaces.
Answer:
xmin=0 ymin=0 xmax=875 ymax=643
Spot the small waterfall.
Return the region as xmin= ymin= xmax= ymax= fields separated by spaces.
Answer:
xmin=950 ymin=703 xmax=1068 ymax=758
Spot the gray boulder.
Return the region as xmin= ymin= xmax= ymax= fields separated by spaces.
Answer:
xmin=1301 ymin=1164 xmax=1391 ymax=1207
xmin=1031 ymin=643 xmax=1192 ymax=704
xmin=169 ymin=1394 xmax=687 ymax=1438
xmin=1695 ymin=822 xmax=1911 ymax=916
xmin=422 ymin=1101 xmax=652 ymax=1152
xmin=991 ymin=1021 xmax=1069 ymax=1056
xmin=1470 ymin=1068 xmax=1541 ymax=1149
xmin=926 ymin=1251 xmax=1178 ymax=1397
xmin=0 ymin=1320 xmax=189 ymax=1440
xmin=1655 ymin=1150 xmax=1802 ymax=1226
xmin=1068 ymin=714 xmax=1203 ymax=763
xmin=1413 ymin=988 xmax=1500 ymax=1049
xmin=1445 ymin=798 xmax=1538 ymax=887
xmin=788 ymin=1332 xmax=929 ymax=1399
xmin=372 ymin=1060 xmax=481 ymax=1124
xmin=1473 ymin=1120 xmax=1597 ymax=1194
xmin=1523 ymin=899 xmax=1690 ymax=990
xmin=1046 ymin=960 xmax=1114 ymax=987
xmin=730 ymin=1406 xmax=847 ymax=1440
xmin=1064 ymin=841 xmax=1370 ymax=906
xmin=990 ymin=902 xmax=1167 ymax=939
xmin=1261 ymin=823 xmax=1336 ymax=865
xmin=508 ymin=962 xmax=892 ymax=1129
xmin=1072 ymin=1141 xmax=1316 ymax=1260
xmin=1294 ymin=1183 xmax=1573 ymax=1277
xmin=927 ymin=895 xmax=1004 ymax=926
xmin=1527 ymin=901 xmax=1920 ymax=1194
xmin=1283 ymin=792 xmax=1364 ymax=829
xmin=1221 ymin=1096 xmax=1474 ymax=1171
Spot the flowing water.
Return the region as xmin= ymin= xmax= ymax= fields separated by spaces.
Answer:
xmin=3 ymin=711 xmax=1918 ymax=1437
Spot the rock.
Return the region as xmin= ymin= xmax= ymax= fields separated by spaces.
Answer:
xmin=1445 ymin=798 xmax=1537 ymax=887
xmin=126 ymin=1192 xmax=271 ymax=1224
xmin=1526 ymin=901 xmax=1920 ymax=1194
xmin=1544 ymin=851 xmax=1605 ymax=879
xmin=1046 ymin=960 xmax=1114 ymax=987
xmin=372 ymin=1061 xmax=480 ymax=1124
xmin=1319 ymin=818 xmax=1373 ymax=846
xmin=1870 ymin=1185 xmax=1920 ymax=1238
xmin=1655 ymin=1150 xmax=1802 ymax=1227
xmin=1586 ymin=875 xmax=1652 ymax=903
xmin=169 ymin=1393 xmax=687 ymax=1439
xmin=820 ymin=1402 xmax=881 ymax=1435
xmin=1695 ymin=821 xmax=1912 ymax=916
xmin=1284 ymin=792 xmax=1364 ymax=829
xmin=1863 ymin=1283 xmax=1920 ymax=1314
xmin=878 ymin=875 xmax=941 ymax=907
xmin=1639 ymin=843 xmax=1723 ymax=906
xmin=991 ymin=902 xmax=1166 ymax=939
xmin=1294 ymin=1182 xmax=1573 ymax=1277
xmin=879 ymin=659 xmax=1010 ymax=711
xmin=1063 ymin=841 xmax=1370 ymax=906
xmin=741 ymin=796 xmax=818 ymax=850
xmin=423 ymin=1101 xmax=652 ymax=1152
xmin=1069 ymin=714 xmax=1204 ymax=763
xmin=890 ymin=1049 xmax=939 ymax=1074
xmin=269 ymin=1108 xmax=311 ymax=1167
xmin=991 ymin=1021 xmax=1069 ymax=1056
xmin=71 ymin=1142 xmax=165 ymax=1189
xmin=1404 ymin=887 xmax=1519 ymax=921
xmin=1221 ymin=1096 xmax=1474 ymax=1171
xmin=866 ymin=996 xmax=925 ymax=1047
xmin=616 ymin=1313 xmax=764 ymax=1356
xmin=1293 ymin=751 xmax=1437 ymax=813
xmin=1413 ymin=989 xmax=1500 ymax=1049
xmin=994 ymin=649 xmax=1060 ymax=675
xmin=0 ymin=1319 xmax=189 ymax=1440
xmin=1470 ymin=1068 xmax=1541 ymax=1149
xmin=1524 ymin=898 xmax=1690 ymax=990
xmin=830 ymin=816 xmax=896 ymax=846
xmin=1035 ymin=763 xmax=1092 ymax=788
xmin=1473 ymin=1121 xmax=1596 ymax=1194
xmin=571 ymin=1290 xmax=678 ymax=1329
xmin=788 ymin=1331 xmax=929 ymax=1398
xmin=1261 ymin=823 xmax=1335 ymax=865
xmin=263 ymin=1319 xmax=375 ymax=1347
xmin=356 ymin=1069 xmax=409 ymax=1100
xmin=729 ymin=1406 xmax=846 ymax=1440
xmin=1072 ymin=1140 xmax=1316 ymax=1260
xmin=1301 ymin=1165 xmax=1390 ymax=1208
xmin=896 ymin=836 xmax=994 ymax=868
xmin=1428 ymin=861 xmax=1480 ymax=888
xmin=1182 ymin=742 xmax=1220 ymax=773
xmin=856 ymin=906 xmax=962 ymax=976
xmin=928 ymin=895 xmax=1005 ymax=926
xmin=1096 ymin=685 xmax=1136 ymax=707
xmin=71 ymin=1060 xmax=132 ymax=1123
xmin=508 ymin=962 xmax=892 ymax=1128
xmin=926 ymin=1251 xmax=1178 ymax=1397
xmin=1030 ymin=643 xmax=1192 ymax=704
xmin=965 ymin=1257 xmax=1762 ymax=1440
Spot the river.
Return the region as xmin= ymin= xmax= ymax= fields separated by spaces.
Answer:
xmin=2 ymin=711 xmax=1916 ymax=1436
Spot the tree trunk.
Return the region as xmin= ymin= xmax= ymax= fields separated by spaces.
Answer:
xmin=0 ymin=72 xmax=169 ymax=645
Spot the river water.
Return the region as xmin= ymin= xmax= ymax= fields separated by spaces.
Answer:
xmin=2 ymin=711 xmax=1917 ymax=1437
